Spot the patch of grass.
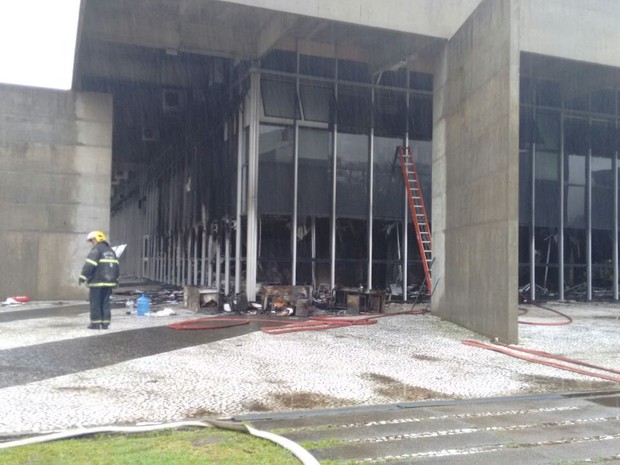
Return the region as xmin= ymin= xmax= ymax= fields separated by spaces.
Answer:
xmin=0 ymin=428 xmax=301 ymax=465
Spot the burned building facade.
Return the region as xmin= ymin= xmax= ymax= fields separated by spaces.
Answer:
xmin=1 ymin=0 xmax=619 ymax=342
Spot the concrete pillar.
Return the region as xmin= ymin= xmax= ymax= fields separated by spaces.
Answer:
xmin=0 ymin=85 xmax=113 ymax=300
xmin=432 ymin=0 xmax=520 ymax=343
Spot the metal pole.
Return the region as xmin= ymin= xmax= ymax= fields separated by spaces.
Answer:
xmin=246 ymin=70 xmax=260 ymax=300
xmin=559 ymin=113 xmax=565 ymax=300
xmin=225 ymin=220 xmax=231 ymax=295
xmin=368 ymin=87 xmax=374 ymax=291
xmin=614 ymin=107 xmax=619 ymax=300
xmin=201 ymin=227 xmax=206 ymax=286
xmin=292 ymin=121 xmax=299 ymax=285
xmin=207 ymin=233 xmax=213 ymax=287
xmin=331 ymin=75 xmax=338 ymax=291
xmin=530 ymin=110 xmax=537 ymax=302
xmin=311 ymin=216 xmax=316 ymax=289
xmin=586 ymin=117 xmax=592 ymax=301
xmin=215 ymin=232 xmax=222 ymax=295
xmin=235 ymin=110 xmax=243 ymax=294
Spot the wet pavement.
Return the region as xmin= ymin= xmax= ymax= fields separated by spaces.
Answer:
xmin=242 ymin=391 xmax=620 ymax=464
xmin=0 ymin=297 xmax=619 ymax=464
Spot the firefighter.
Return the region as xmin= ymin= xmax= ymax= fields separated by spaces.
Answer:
xmin=79 ymin=231 xmax=120 ymax=329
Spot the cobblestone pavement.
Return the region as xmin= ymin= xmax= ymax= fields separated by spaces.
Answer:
xmin=0 ymin=298 xmax=619 ymax=462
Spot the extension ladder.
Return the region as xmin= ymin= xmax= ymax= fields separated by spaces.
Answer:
xmin=396 ymin=145 xmax=432 ymax=293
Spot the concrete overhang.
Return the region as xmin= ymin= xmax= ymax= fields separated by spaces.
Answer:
xmin=76 ymin=0 xmax=452 ymax=88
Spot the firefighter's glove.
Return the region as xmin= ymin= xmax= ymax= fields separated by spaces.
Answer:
xmin=78 ymin=277 xmax=86 ymax=286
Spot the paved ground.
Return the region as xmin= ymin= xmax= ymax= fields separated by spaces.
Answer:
xmin=0 ymin=291 xmax=619 ymax=463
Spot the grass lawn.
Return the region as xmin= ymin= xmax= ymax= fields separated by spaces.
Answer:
xmin=0 ymin=428 xmax=307 ymax=465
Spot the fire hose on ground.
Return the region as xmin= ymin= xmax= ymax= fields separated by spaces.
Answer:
xmin=463 ymin=338 xmax=620 ymax=384
xmin=167 ymin=308 xmax=429 ymax=333
xmin=0 ymin=419 xmax=321 ymax=464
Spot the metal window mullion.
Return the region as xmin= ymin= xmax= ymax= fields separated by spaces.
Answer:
xmin=586 ymin=117 xmax=592 ymax=301
xmin=235 ymin=110 xmax=243 ymax=294
xmin=331 ymin=75 xmax=338 ymax=291
xmin=614 ymin=137 xmax=619 ymax=301
xmin=559 ymin=114 xmax=565 ymax=301
xmin=403 ymin=83 xmax=410 ymax=301
xmin=311 ymin=217 xmax=317 ymax=288
xmin=368 ymin=88 xmax=375 ymax=290
xmin=530 ymin=140 xmax=536 ymax=302
xmin=215 ymin=231 xmax=222 ymax=296
xmin=207 ymin=231 xmax=214 ymax=287
xmin=246 ymin=70 xmax=261 ymax=299
xmin=224 ymin=221 xmax=231 ymax=295
xmin=292 ymin=121 xmax=300 ymax=285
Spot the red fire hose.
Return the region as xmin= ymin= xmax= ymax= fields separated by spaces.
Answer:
xmin=463 ymin=339 xmax=620 ymax=383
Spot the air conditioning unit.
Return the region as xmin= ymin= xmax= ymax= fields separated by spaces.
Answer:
xmin=141 ymin=127 xmax=159 ymax=142
xmin=162 ymin=89 xmax=185 ymax=113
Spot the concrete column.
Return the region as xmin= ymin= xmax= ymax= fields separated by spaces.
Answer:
xmin=432 ymin=0 xmax=520 ymax=343
xmin=0 ymin=85 xmax=112 ymax=300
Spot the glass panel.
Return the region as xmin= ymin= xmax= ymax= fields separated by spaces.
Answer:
xmin=591 ymin=121 xmax=614 ymax=230
xmin=336 ymin=132 xmax=369 ymax=218
xmin=374 ymin=136 xmax=405 ymax=219
xmin=299 ymin=55 xmax=335 ymax=78
xmin=337 ymin=85 xmax=370 ymax=133
xmin=258 ymin=125 xmax=294 ymax=214
xmin=337 ymin=59 xmax=370 ymax=83
xmin=260 ymin=50 xmax=296 ymax=72
xmin=378 ymin=69 xmax=407 ymax=88
xmin=565 ymin=185 xmax=585 ymax=228
xmin=534 ymin=112 xmax=560 ymax=229
xmin=409 ymin=72 xmax=433 ymax=91
xmin=374 ymin=89 xmax=406 ymax=138
xmin=520 ymin=77 xmax=533 ymax=105
xmin=591 ymin=89 xmax=615 ymax=114
xmin=535 ymin=79 xmax=561 ymax=107
xmin=408 ymin=94 xmax=432 ymax=140
xmin=261 ymin=77 xmax=299 ymax=119
xmin=298 ymin=127 xmax=332 ymax=217
xmin=519 ymin=148 xmax=532 ymax=224
xmin=300 ymin=81 xmax=333 ymax=123
xmin=536 ymin=111 xmax=560 ymax=152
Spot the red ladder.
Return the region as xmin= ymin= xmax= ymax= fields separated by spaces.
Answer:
xmin=396 ymin=146 xmax=432 ymax=293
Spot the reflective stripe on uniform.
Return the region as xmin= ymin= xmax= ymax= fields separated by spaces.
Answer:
xmin=100 ymin=259 xmax=119 ymax=264
xmin=86 ymin=258 xmax=98 ymax=266
xmin=88 ymin=282 xmax=117 ymax=287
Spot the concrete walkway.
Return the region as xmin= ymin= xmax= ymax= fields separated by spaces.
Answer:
xmin=0 ymin=296 xmax=618 ymax=463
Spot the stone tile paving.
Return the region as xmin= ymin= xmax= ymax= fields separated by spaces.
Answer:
xmin=0 ymin=301 xmax=618 ymax=435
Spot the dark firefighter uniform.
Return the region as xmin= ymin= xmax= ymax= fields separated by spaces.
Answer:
xmin=79 ymin=235 xmax=120 ymax=329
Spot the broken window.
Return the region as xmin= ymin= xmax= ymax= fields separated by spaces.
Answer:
xmin=257 ymin=215 xmax=292 ymax=285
